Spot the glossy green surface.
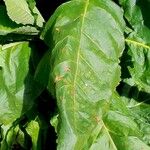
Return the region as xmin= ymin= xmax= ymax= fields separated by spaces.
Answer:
xmin=0 ymin=0 xmax=150 ymax=149
xmin=41 ymin=0 xmax=150 ymax=149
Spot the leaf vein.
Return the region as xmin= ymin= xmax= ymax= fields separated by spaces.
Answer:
xmin=125 ymin=39 xmax=150 ymax=49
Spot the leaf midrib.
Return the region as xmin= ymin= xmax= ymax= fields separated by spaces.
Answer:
xmin=72 ymin=0 xmax=89 ymax=123
xmin=71 ymin=2 xmax=118 ymax=149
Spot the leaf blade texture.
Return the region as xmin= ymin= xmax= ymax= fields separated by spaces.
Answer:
xmin=0 ymin=6 xmax=39 ymax=36
xmin=0 ymin=42 xmax=39 ymax=125
xmin=42 ymin=0 xmax=130 ymax=149
xmin=3 ymin=0 xmax=44 ymax=27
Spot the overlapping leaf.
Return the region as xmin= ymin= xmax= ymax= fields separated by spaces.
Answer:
xmin=3 ymin=0 xmax=44 ymax=27
xmin=116 ymin=1 xmax=150 ymax=148
xmin=126 ymin=33 xmax=150 ymax=92
xmin=0 ymin=42 xmax=38 ymax=125
xmin=0 ymin=42 xmax=45 ymax=149
xmin=0 ymin=120 xmax=39 ymax=150
xmin=26 ymin=120 xmax=39 ymax=150
xmin=3 ymin=0 xmax=35 ymax=25
xmin=0 ymin=6 xmax=39 ymax=36
xmin=26 ymin=0 xmax=45 ymax=28
xmin=120 ymin=0 xmax=150 ymax=92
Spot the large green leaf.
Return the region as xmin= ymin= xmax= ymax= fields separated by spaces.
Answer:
xmin=41 ymin=0 xmax=135 ymax=149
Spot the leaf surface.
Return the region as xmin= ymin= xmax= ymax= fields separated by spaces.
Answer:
xmin=0 ymin=6 xmax=39 ymax=36
xmin=120 ymin=0 xmax=150 ymax=92
xmin=3 ymin=0 xmax=35 ymax=25
xmin=0 ymin=42 xmax=38 ymax=125
xmin=42 ymin=0 xmax=128 ymax=149
xmin=3 ymin=0 xmax=44 ymax=27
xmin=126 ymin=34 xmax=150 ymax=92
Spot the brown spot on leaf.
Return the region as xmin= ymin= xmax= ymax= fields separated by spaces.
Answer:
xmin=55 ymin=76 xmax=63 ymax=82
xmin=64 ymin=66 xmax=70 ymax=72
xmin=93 ymin=115 xmax=101 ymax=124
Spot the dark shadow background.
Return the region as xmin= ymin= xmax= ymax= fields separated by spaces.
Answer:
xmin=37 ymin=0 xmax=68 ymax=21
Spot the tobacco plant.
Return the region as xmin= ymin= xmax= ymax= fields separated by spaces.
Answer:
xmin=0 ymin=0 xmax=150 ymax=149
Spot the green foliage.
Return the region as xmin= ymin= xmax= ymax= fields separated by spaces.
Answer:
xmin=0 ymin=0 xmax=150 ymax=149
xmin=0 ymin=6 xmax=39 ymax=36
xmin=3 ymin=0 xmax=44 ymax=26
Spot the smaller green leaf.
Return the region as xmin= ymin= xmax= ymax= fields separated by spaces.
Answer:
xmin=26 ymin=0 xmax=45 ymax=28
xmin=0 ymin=5 xmax=20 ymax=35
xmin=3 ymin=0 xmax=34 ymax=25
xmin=0 ymin=121 xmax=37 ymax=150
xmin=0 ymin=124 xmax=24 ymax=150
xmin=120 ymin=0 xmax=150 ymax=93
xmin=116 ymin=80 xmax=150 ymax=147
xmin=50 ymin=114 xmax=59 ymax=133
xmin=0 ymin=42 xmax=39 ymax=125
xmin=0 ymin=6 xmax=39 ymax=36
xmin=32 ymin=7 xmax=45 ymax=27
xmin=3 ymin=0 xmax=45 ymax=27
xmin=125 ymin=32 xmax=150 ymax=93
xmin=131 ymin=104 xmax=150 ymax=145
xmin=26 ymin=120 xmax=39 ymax=150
